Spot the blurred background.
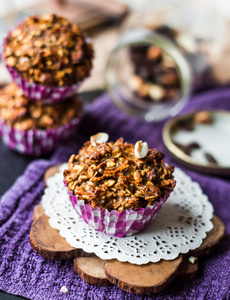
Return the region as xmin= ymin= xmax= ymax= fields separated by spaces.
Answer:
xmin=1 ymin=0 xmax=230 ymax=195
xmin=1 ymin=0 xmax=230 ymax=94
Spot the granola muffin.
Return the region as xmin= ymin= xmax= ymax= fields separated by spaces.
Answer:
xmin=3 ymin=14 xmax=94 ymax=103
xmin=64 ymin=133 xmax=176 ymax=237
xmin=0 ymin=83 xmax=83 ymax=155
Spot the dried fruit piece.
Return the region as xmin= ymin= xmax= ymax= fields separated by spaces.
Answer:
xmin=205 ymin=152 xmax=218 ymax=164
xmin=173 ymin=141 xmax=200 ymax=156
xmin=129 ymin=31 xmax=181 ymax=104
xmin=179 ymin=119 xmax=195 ymax=131
xmin=147 ymin=46 xmax=161 ymax=61
xmin=194 ymin=111 xmax=213 ymax=124
xmin=148 ymin=85 xmax=164 ymax=101
xmin=128 ymin=75 xmax=142 ymax=91
xmin=158 ymin=72 xmax=179 ymax=86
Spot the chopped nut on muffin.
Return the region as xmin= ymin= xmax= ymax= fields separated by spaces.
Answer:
xmin=3 ymin=14 xmax=93 ymax=87
xmin=64 ymin=137 xmax=176 ymax=212
xmin=0 ymin=83 xmax=82 ymax=130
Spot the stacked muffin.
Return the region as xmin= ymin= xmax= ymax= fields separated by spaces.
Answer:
xmin=0 ymin=14 xmax=93 ymax=155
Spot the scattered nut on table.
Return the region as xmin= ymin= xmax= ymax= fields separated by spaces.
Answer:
xmin=188 ymin=256 xmax=198 ymax=264
xmin=60 ymin=286 xmax=68 ymax=293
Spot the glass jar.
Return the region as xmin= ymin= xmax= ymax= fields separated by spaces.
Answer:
xmin=105 ymin=0 xmax=226 ymax=122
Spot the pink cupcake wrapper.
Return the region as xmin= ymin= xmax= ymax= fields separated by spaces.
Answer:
xmin=64 ymin=181 xmax=171 ymax=237
xmin=5 ymin=64 xmax=83 ymax=104
xmin=0 ymin=113 xmax=82 ymax=156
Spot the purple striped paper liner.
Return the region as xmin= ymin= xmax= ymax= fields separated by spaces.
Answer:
xmin=0 ymin=113 xmax=83 ymax=156
xmin=5 ymin=64 xmax=83 ymax=104
xmin=64 ymin=181 xmax=171 ymax=237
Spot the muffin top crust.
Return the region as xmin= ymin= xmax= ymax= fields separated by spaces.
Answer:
xmin=3 ymin=14 xmax=93 ymax=86
xmin=0 ymin=83 xmax=82 ymax=130
xmin=64 ymin=137 xmax=176 ymax=212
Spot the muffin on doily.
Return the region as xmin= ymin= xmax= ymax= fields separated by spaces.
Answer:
xmin=3 ymin=14 xmax=94 ymax=103
xmin=64 ymin=133 xmax=176 ymax=237
xmin=0 ymin=83 xmax=83 ymax=155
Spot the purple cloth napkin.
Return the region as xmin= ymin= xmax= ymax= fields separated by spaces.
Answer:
xmin=0 ymin=90 xmax=230 ymax=300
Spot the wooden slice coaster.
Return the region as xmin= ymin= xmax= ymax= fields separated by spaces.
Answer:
xmin=30 ymin=214 xmax=94 ymax=259
xmin=104 ymin=256 xmax=183 ymax=294
xmin=33 ymin=168 xmax=226 ymax=295
xmin=33 ymin=203 xmax=45 ymax=221
xmin=43 ymin=164 xmax=225 ymax=256
xmin=189 ymin=215 xmax=225 ymax=257
xmin=74 ymin=257 xmax=111 ymax=286
xmin=177 ymin=258 xmax=199 ymax=281
xmin=44 ymin=164 xmax=63 ymax=186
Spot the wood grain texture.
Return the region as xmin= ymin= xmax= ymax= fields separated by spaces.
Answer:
xmin=30 ymin=214 xmax=94 ymax=259
xmin=44 ymin=164 xmax=62 ymax=186
xmin=32 ymin=174 xmax=226 ymax=294
xmin=33 ymin=203 xmax=45 ymax=221
xmin=104 ymin=256 xmax=183 ymax=294
xmin=74 ymin=257 xmax=111 ymax=286
xmin=178 ymin=258 xmax=199 ymax=280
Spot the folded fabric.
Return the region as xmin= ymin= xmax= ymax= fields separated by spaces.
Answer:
xmin=0 ymin=89 xmax=229 ymax=300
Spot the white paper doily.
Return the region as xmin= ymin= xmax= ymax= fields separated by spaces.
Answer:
xmin=42 ymin=163 xmax=214 ymax=265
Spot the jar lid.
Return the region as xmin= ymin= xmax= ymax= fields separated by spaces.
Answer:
xmin=105 ymin=28 xmax=192 ymax=122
